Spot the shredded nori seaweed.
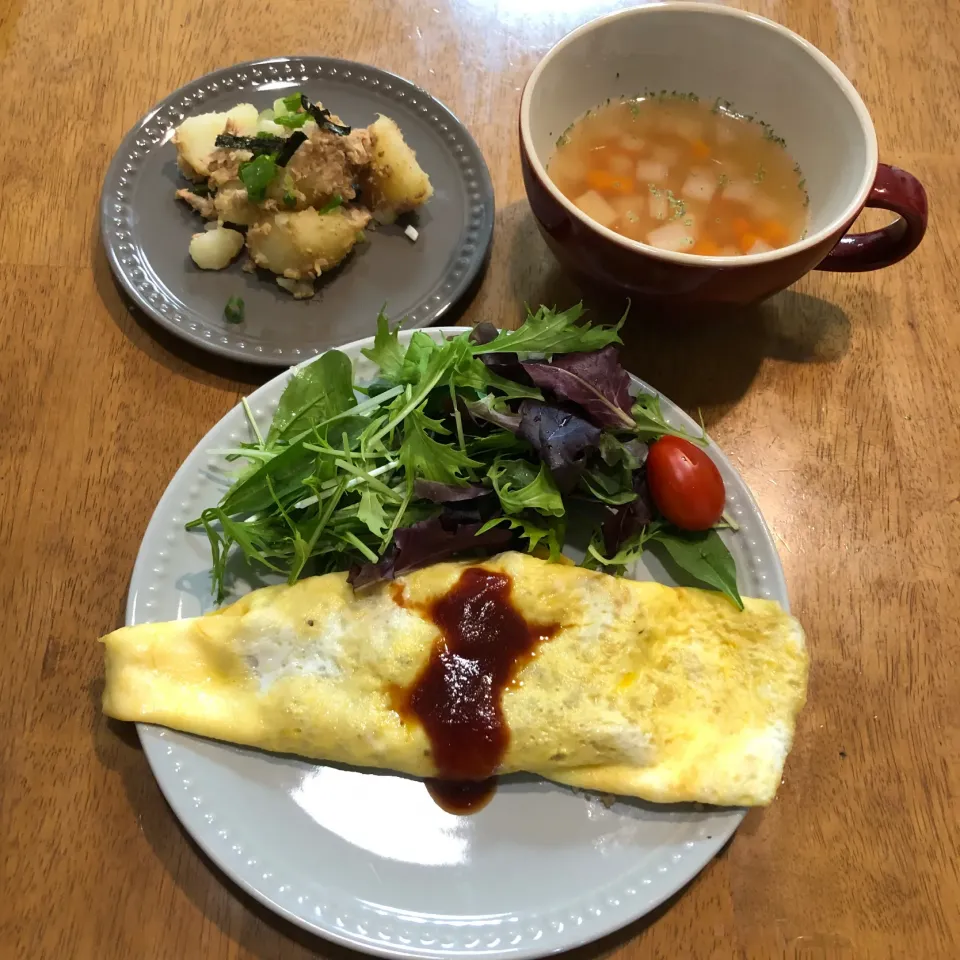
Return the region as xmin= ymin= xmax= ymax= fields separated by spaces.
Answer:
xmin=214 ymin=130 xmax=307 ymax=170
xmin=214 ymin=133 xmax=284 ymax=155
xmin=300 ymin=94 xmax=352 ymax=136
xmin=275 ymin=131 xmax=308 ymax=167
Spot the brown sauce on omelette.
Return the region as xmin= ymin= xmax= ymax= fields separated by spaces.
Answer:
xmin=393 ymin=568 xmax=558 ymax=814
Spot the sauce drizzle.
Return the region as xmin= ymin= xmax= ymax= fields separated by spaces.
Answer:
xmin=396 ymin=568 xmax=557 ymax=813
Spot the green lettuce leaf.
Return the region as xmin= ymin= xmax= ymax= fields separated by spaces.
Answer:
xmin=470 ymin=303 xmax=624 ymax=358
xmin=357 ymin=486 xmax=387 ymax=536
xmin=489 ymin=458 xmax=564 ymax=516
xmin=360 ymin=310 xmax=404 ymax=383
xmin=360 ymin=311 xmax=405 ymax=381
xmin=477 ymin=513 xmax=565 ymax=559
xmin=399 ymin=408 xmax=481 ymax=486
xmin=649 ymin=527 xmax=743 ymax=609
xmin=266 ymin=349 xmax=356 ymax=445
xmin=452 ymin=351 xmax=542 ymax=400
xmin=631 ymin=393 xmax=708 ymax=446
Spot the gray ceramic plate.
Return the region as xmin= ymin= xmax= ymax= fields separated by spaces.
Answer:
xmin=100 ymin=57 xmax=494 ymax=366
xmin=126 ymin=327 xmax=791 ymax=958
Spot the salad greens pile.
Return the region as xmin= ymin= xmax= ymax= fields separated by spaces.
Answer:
xmin=187 ymin=304 xmax=742 ymax=608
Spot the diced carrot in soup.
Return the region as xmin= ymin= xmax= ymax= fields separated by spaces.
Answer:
xmin=585 ymin=169 xmax=635 ymax=194
xmin=548 ymin=96 xmax=807 ymax=256
xmin=690 ymin=139 xmax=711 ymax=160
xmin=692 ymin=238 xmax=721 ymax=256
xmin=759 ymin=219 xmax=789 ymax=246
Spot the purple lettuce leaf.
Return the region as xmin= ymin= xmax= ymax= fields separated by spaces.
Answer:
xmin=517 ymin=401 xmax=601 ymax=493
xmin=348 ymin=508 xmax=513 ymax=587
xmin=469 ymin=324 xmax=533 ymax=384
xmin=602 ymin=472 xmax=654 ymax=554
xmin=480 ymin=353 xmax=533 ymax=386
xmin=522 ymin=346 xmax=635 ymax=430
xmin=413 ymin=480 xmax=493 ymax=503
xmin=469 ymin=322 xmax=499 ymax=345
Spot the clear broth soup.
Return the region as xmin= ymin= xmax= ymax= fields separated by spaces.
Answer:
xmin=548 ymin=96 xmax=808 ymax=256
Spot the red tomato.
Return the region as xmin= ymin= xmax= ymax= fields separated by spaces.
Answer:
xmin=646 ymin=436 xmax=725 ymax=531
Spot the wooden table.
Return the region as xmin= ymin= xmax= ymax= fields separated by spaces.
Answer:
xmin=2 ymin=0 xmax=958 ymax=956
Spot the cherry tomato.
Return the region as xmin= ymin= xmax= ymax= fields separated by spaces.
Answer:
xmin=646 ymin=435 xmax=725 ymax=531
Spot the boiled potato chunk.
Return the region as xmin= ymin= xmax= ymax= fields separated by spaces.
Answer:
xmin=365 ymin=115 xmax=433 ymax=213
xmin=225 ymin=103 xmax=259 ymax=135
xmin=247 ymin=208 xmax=369 ymax=279
xmin=173 ymin=104 xmax=257 ymax=179
xmin=188 ymin=227 xmax=245 ymax=269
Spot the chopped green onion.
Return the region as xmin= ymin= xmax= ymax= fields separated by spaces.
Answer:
xmin=274 ymin=112 xmax=309 ymax=129
xmin=318 ymin=194 xmax=343 ymax=215
xmin=224 ymin=295 xmax=245 ymax=324
xmin=282 ymin=173 xmax=297 ymax=208
xmin=238 ymin=154 xmax=278 ymax=202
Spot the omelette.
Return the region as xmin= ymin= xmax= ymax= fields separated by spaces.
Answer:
xmin=100 ymin=552 xmax=807 ymax=807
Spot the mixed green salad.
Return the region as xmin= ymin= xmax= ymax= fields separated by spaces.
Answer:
xmin=188 ymin=305 xmax=742 ymax=608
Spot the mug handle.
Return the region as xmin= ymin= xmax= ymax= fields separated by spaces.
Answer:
xmin=816 ymin=163 xmax=928 ymax=272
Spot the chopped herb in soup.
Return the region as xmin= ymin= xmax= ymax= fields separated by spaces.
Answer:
xmin=548 ymin=96 xmax=808 ymax=256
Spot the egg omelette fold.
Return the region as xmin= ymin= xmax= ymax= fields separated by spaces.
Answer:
xmin=101 ymin=551 xmax=807 ymax=806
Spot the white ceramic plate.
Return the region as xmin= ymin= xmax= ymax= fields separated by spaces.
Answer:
xmin=128 ymin=327 xmax=788 ymax=958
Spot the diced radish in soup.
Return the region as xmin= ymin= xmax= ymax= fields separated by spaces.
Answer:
xmin=653 ymin=146 xmax=679 ymax=165
xmin=611 ymin=197 xmax=646 ymax=240
xmin=550 ymin=151 xmax=588 ymax=185
xmin=647 ymin=218 xmax=697 ymax=252
xmin=547 ymin=96 xmax=807 ymax=257
xmin=575 ymin=190 xmax=618 ymax=228
xmin=610 ymin=195 xmax=645 ymax=218
xmin=751 ymin=195 xmax=781 ymax=219
xmin=672 ymin=116 xmax=702 ymax=141
xmin=681 ymin=169 xmax=717 ymax=203
xmin=607 ymin=153 xmax=635 ymax=177
xmin=649 ymin=190 xmax=669 ymax=221
xmin=722 ymin=179 xmax=757 ymax=205
xmin=636 ymin=160 xmax=669 ymax=184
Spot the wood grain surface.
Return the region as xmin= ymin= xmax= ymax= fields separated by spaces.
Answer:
xmin=1 ymin=1 xmax=958 ymax=957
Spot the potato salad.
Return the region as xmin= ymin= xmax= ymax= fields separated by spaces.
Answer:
xmin=172 ymin=93 xmax=433 ymax=299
